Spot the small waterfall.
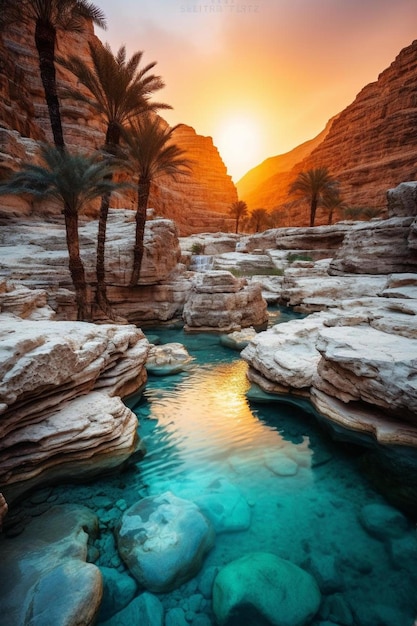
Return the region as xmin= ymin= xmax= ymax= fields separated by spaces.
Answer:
xmin=190 ymin=254 xmax=214 ymax=272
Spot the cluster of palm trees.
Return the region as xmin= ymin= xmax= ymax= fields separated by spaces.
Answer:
xmin=231 ymin=166 xmax=346 ymax=233
xmin=0 ymin=0 xmax=191 ymax=321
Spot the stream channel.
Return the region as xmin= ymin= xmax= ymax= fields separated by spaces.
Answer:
xmin=26 ymin=307 xmax=417 ymax=625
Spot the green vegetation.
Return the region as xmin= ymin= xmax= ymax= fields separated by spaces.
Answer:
xmin=191 ymin=242 xmax=205 ymax=255
xmin=287 ymin=253 xmax=313 ymax=263
xmin=229 ymin=267 xmax=284 ymax=278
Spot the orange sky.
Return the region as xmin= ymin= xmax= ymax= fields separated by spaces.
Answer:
xmin=95 ymin=0 xmax=417 ymax=182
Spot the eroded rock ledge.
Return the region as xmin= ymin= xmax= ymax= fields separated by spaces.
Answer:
xmin=0 ymin=317 xmax=149 ymax=503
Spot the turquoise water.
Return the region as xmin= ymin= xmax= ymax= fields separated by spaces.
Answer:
xmin=23 ymin=308 xmax=417 ymax=625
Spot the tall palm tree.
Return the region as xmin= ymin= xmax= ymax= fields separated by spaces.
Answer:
xmin=123 ymin=115 xmax=192 ymax=286
xmin=0 ymin=0 xmax=106 ymax=149
xmin=229 ymin=200 xmax=248 ymax=234
xmin=0 ymin=145 xmax=125 ymax=320
xmin=288 ymin=167 xmax=339 ymax=227
xmin=58 ymin=42 xmax=171 ymax=317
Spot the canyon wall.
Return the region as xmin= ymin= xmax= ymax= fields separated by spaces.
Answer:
xmin=237 ymin=40 xmax=417 ymax=227
xmin=0 ymin=21 xmax=236 ymax=234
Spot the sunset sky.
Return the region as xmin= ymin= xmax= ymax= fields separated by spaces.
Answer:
xmin=95 ymin=0 xmax=416 ymax=181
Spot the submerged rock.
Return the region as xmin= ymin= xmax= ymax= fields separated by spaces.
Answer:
xmin=0 ymin=505 xmax=102 ymax=625
xmin=116 ymin=492 xmax=215 ymax=593
xmin=100 ymin=591 xmax=164 ymax=626
xmin=212 ymin=552 xmax=321 ymax=626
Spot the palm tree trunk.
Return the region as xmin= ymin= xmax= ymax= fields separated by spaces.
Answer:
xmin=130 ymin=178 xmax=150 ymax=286
xmin=235 ymin=216 xmax=239 ymax=234
xmin=35 ymin=19 xmax=65 ymax=150
xmin=95 ymin=125 xmax=125 ymax=320
xmin=310 ymin=195 xmax=318 ymax=227
xmin=95 ymin=190 xmax=112 ymax=311
xmin=63 ymin=207 xmax=90 ymax=321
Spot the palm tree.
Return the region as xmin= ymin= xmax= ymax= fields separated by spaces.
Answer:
xmin=0 ymin=145 xmax=125 ymax=320
xmin=58 ymin=42 xmax=170 ymax=317
xmin=249 ymin=207 xmax=269 ymax=233
xmin=321 ymin=191 xmax=346 ymax=225
xmin=0 ymin=0 xmax=106 ymax=149
xmin=288 ymin=167 xmax=339 ymax=227
xmin=123 ymin=115 xmax=192 ymax=286
xmin=229 ymin=200 xmax=248 ymax=234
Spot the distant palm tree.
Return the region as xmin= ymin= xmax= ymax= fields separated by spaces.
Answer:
xmin=229 ymin=200 xmax=248 ymax=233
xmin=321 ymin=191 xmax=346 ymax=225
xmin=0 ymin=0 xmax=106 ymax=149
xmin=0 ymin=145 xmax=125 ymax=320
xmin=58 ymin=42 xmax=170 ymax=317
xmin=249 ymin=207 xmax=269 ymax=233
xmin=123 ymin=115 xmax=192 ymax=286
xmin=288 ymin=167 xmax=339 ymax=227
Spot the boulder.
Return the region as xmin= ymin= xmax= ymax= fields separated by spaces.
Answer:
xmin=183 ymin=271 xmax=268 ymax=332
xmin=100 ymin=592 xmax=164 ymax=626
xmin=219 ymin=327 xmax=258 ymax=351
xmin=329 ymin=217 xmax=417 ymax=275
xmin=146 ymin=342 xmax=194 ymax=375
xmin=212 ymin=552 xmax=321 ymax=626
xmin=0 ymin=505 xmax=102 ymax=625
xmin=116 ymin=492 xmax=215 ymax=592
xmin=387 ymin=182 xmax=417 ymax=217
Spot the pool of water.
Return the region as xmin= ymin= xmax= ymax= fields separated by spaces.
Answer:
xmin=23 ymin=310 xmax=417 ymax=625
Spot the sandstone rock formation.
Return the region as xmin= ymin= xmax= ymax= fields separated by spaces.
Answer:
xmin=0 ymin=316 xmax=149 ymax=502
xmin=237 ymin=40 xmax=417 ymax=225
xmin=183 ymin=270 xmax=268 ymax=333
xmin=0 ymin=22 xmax=237 ymax=233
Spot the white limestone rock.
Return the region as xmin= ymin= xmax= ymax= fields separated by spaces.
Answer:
xmin=146 ymin=342 xmax=194 ymax=375
xmin=241 ymin=313 xmax=332 ymax=390
xmin=329 ymin=217 xmax=417 ymax=275
xmin=314 ymin=325 xmax=417 ymax=418
xmin=0 ymin=318 xmax=149 ymax=501
xmin=183 ymin=271 xmax=268 ymax=332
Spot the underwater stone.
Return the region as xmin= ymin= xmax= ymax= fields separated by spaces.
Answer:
xmin=100 ymin=592 xmax=164 ymax=626
xmin=358 ymin=503 xmax=410 ymax=541
xmin=166 ymin=607 xmax=188 ymax=626
xmin=193 ymin=478 xmax=251 ymax=533
xmin=0 ymin=504 xmax=101 ymax=624
xmin=212 ymin=552 xmax=321 ymax=626
xmin=116 ymin=491 xmax=215 ymax=592
xmin=98 ymin=566 xmax=137 ymax=621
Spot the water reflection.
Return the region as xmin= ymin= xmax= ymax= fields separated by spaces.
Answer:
xmin=137 ymin=359 xmax=313 ymax=496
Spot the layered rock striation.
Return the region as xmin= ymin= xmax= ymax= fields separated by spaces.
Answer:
xmin=0 ymin=314 xmax=149 ymax=503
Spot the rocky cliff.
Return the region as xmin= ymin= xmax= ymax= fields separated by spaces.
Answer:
xmin=0 ymin=21 xmax=236 ymax=234
xmin=237 ymin=40 xmax=417 ymax=227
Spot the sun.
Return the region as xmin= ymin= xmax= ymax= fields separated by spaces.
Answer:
xmin=213 ymin=115 xmax=263 ymax=182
